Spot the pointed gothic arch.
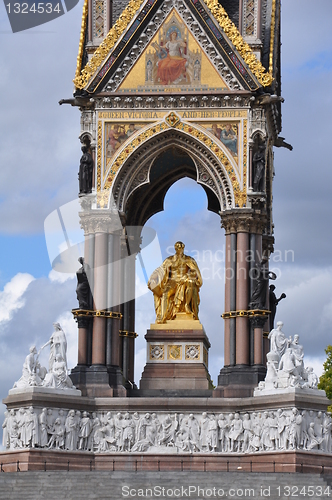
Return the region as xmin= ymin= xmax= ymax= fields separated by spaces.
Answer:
xmin=109 ymin=126 xmax=238 ymax=225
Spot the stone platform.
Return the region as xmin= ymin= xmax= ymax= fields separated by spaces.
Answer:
xmin=2 ymin=390 xmax=332 ymax=472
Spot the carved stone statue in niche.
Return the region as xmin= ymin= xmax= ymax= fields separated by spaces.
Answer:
xmin=252 ymin=143 xmax=266 ymax=192
xmin=78 ymin=145 xmax=93 ymax=194
xmin=76 ymin=257 xmax=90 ymax=309
xmin=148 ymin=241 xmax=203 ymax=323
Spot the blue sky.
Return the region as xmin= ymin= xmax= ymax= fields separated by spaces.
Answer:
xmin=0 ymin=0 xmax=332 ymax=442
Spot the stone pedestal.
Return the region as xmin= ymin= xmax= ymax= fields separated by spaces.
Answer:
xmin=216 ymin=364 xmax=267 ymax=398
xmin=70 ymin=365 xmax=126 ymax=397
xmin=139 ymin=314 xmax=212 ymax=394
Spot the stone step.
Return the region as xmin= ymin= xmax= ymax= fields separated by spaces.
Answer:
xmin=0 ymin=471 xmax=331 ymax=500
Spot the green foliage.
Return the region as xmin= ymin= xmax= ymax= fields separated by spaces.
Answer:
xmin=318 ymin=345 xmax=332 ymax=401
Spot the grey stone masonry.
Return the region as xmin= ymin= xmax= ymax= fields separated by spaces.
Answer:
xmin=0 ymin=471 xmax=331 ymax=500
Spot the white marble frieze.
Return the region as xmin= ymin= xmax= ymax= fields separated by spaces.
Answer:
xmin=3 ymin=407 xmax=332 ymax=455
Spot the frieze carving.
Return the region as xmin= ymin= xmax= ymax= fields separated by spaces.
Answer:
xmin=3 ymin=407 xmax=332 ymax=455
xmin=93 ymin=95 xmax=252 ymax=110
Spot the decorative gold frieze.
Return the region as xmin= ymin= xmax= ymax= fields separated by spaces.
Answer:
xmin=96 ymin=120 xmax=103 ymax=192
xmin=202 ymin=0 xmax=273 ymax=87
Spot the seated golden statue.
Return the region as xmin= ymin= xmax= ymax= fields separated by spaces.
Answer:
xmin=148 ymin=241 xmax=203 ymax=323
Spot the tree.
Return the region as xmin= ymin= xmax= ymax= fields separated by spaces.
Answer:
xmin=318 ymin=345 xmax=332 ymax=412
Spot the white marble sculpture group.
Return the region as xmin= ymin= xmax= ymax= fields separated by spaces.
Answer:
xmin=12 ymin=323 xmax=74 ymax=391
xmin=256 ymin=321 xmax=319 ymax=392
xmin=2 ymin=407 xmax=331 ymax=454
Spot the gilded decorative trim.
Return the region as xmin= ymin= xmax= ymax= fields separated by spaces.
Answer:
xmin=222 ymin=309 xmax=270 ymax=319
xmin=269 ymin=0 xmax=277 ymax=76
xmin=71 ymin=308 xmax=123 ymax=319
xmin=238 ymin=118 xmax=248 ymax=208
xmin=119 ymin=330 xmax=138 ymax=338
xmin=97 ymin=120 xmax=103 ymax=191
xmin=73 ymin=0 xmax=145 ymax=89
xmin=75 ymin=0 xmax=89 ymax=83
xmin=99 ymin=118 xmax=246 ymax=207
xmin=202 ymin=0 xmax=273 ymax=87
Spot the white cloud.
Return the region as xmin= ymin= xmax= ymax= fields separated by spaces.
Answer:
xmin=0 ymin=273 xmax=35 ymax=324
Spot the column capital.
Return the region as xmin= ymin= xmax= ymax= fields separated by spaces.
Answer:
xmin=79 ymin=209 xmax=123 ymax=235
xmin=220 ymin=209 xmax=267 ymax=235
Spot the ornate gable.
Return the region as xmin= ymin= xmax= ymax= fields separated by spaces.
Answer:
xmin=74 ymin=0 xmax=273 ymax=93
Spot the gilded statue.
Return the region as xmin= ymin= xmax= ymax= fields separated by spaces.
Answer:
xmin=148 ymin=241 xmax=202 ymax=323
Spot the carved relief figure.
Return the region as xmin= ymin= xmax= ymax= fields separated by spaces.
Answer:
xmin=148 ymin=241 xmax=202 ymax=323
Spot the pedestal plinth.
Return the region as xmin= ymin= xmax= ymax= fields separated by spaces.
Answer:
xmin=139 ymin=314 xmax=212 ymax=394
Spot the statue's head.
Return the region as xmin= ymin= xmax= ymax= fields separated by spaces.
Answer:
xmin=29 ymin=345 xmax=37 ymax=354
xmin=174 ymin=241 xmax=185 ymax=254
xmin=53 ymin=322 xmax=62 ymax=331
xmin=276 ymin=321 xmax=283 ymax=329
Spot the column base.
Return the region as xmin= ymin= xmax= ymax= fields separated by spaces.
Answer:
xmin=214 ymin=364 xmax=266 ymax=398
xmin=70 ymin=365 xmax=126 ymax=397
